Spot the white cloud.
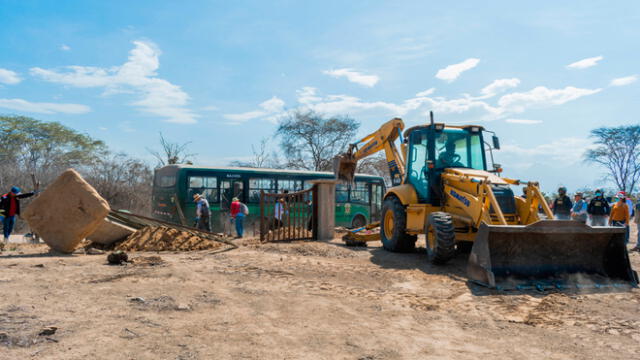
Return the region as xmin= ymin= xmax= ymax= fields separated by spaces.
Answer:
xmin=415 ymin=88 xmax=436 ymax=97
xmin=323 ymin=68 xmax=379 ymax=87
xmin=505 ymin=118 xmax=542 ymax=125
xmin=31 ymin=40 xmax=197 ymax=124
xmin=0 ymin=68 xmax=21 ymax=84
xmin=60 ymin=44 xmax=71 ymax=51
xmin=609 ymin=75 xmax=638 ymax=87
xmin=566 ymin=56 xmax=603 ymax=69
xmin=500 ymin=137 xmax=592 ymax=164
xmin=480 ymin=78 xmax=520 ymax=97
xmin=0 ymin=98 xmax=90 ymax=114
xmin=223 ymin=96 xmax=285 ymax=124
xmin=497 ymin=86 xmax=601 ymax=114
xmin=435 ymin=58 xmax=480 ymax=82
xmin=201 ymin=105 xmax=219 ymax=111
xmin=225 ymin=83 xmax=602 ymax=128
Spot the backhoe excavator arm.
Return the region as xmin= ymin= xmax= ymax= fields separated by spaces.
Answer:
xmin=334 ymin=117 xmax=406 ymax=185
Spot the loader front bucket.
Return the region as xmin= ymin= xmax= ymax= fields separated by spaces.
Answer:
xmin=468 ymin=220 xmax=638 ymax=290
xmin=333 ymin=154 xmax=357 ymax=183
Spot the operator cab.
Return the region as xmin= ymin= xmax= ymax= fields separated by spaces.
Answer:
xmin=404 ymin=124 xmax=489 ymax=204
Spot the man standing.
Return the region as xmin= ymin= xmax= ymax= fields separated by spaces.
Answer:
xmin=552 ymin=187 xmax=572 ymax=220
xmin=570 ymin=192 xmax=588 ymax=224
xmin=230 ymin=197 xmax=244 ymax=238
xmin=609 ymin=192 xmax=630 ymax=244
xmin=1 ymin=187 xmax=35 ymax=242
xmin=193 ymin=194 xmax=211 ymax=232
xmin=588 ymin=189 xmax=610 ymax=226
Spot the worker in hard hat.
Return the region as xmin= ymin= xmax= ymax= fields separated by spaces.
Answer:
xmin=1 ymin=186 xmax=36 ymax=242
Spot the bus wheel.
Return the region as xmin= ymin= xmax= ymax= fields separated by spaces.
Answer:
xmin=380 ymin=196 xmax=416 ymax=252
xmin=351 ymin=215 xmax=366 ymax=229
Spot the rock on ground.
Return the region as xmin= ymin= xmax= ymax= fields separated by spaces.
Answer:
xmin=22 ymin=169 xmax=110 ymax=253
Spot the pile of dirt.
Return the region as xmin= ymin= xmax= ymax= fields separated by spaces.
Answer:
xmin=114 ymin=226 xmax=224 ymax=252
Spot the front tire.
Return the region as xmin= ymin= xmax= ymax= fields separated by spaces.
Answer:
xmin=425 ymin=212 xmax=456 ymax=264
xmin=380 ymin=196 xmax=417 ymax=252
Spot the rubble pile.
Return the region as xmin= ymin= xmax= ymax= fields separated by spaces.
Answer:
xmin=114 ymin=226 xmax=224 ymax=252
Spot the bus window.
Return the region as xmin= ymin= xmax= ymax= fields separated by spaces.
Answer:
xmin=351 ymin=182 xmax=370 ymax=203
xmin=278 ymin=179 xmax=303 ymax=192
xmin=249 ymin=178 xmax=275 ymax=203
xmin=336 ymin=183 xmax=349 ymax=203
xmin=221 ymin=180 xmax=244 ymax=209
xmin=188 ymin=176 xmax=218 ymax=203
xmin=155 ymin=174 xmax=176 ymax=187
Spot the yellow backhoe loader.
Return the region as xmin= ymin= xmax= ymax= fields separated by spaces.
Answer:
xmin=334 ymin=114 xmax=638 ymax=289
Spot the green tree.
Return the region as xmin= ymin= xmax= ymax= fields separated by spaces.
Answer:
xmin=0 ymin=115 xmax=106 ymax=188
xmin=584 ymin=125 xmax=640 ymax=194
xmin=276 ymin=110 xmax=359 ymax=171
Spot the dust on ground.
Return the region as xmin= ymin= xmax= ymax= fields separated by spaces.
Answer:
xmin=0 ymin=234 xmax=639 ymax=359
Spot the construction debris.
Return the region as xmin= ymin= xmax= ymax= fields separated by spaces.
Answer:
xmin=107 ymin=251 xmax=129 ymax=265
xmin=114 ymin=226 xmax=224 ymax=252
xmin=22 ymin=169 xmax=110 ymax=253
xmin=87 ymin=218 xmax=136 ymax=245
xmin=342 ymin=222 xmax=381 ymax=246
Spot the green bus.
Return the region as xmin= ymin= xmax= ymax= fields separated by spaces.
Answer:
xmin=151 ymin=164 xmax=386 ymax=233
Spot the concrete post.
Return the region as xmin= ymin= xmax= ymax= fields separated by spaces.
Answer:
xmin=309 ymin=180 xmax=336 ymax=241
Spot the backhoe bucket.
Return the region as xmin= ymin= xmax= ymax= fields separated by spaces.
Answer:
xmin=333 ymin=154 xmax=357 ymax=183
xmin=468 ymin=220 xmax=638 ymax=290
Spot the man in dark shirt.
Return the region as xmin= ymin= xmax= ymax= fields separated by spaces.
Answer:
xmin=1 ymin=186 xmax=35 ymax=242
xmin=587 ymin=189 xmax=610 ymax=226
xmin=552 ymin=187 xmax=572 ymax=220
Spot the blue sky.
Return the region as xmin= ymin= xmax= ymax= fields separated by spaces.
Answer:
xmin=1 ymin=1 xmax=639 ymax=192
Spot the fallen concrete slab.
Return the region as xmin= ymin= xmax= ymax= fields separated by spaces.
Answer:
xmin=87 ymin=218 xmax=136 ymax=245
xmin=22 ymin=169 xmax=110 ymax=253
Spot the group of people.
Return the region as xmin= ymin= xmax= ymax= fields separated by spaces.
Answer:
xmin=192 ymin=193 xmax=248 ymax=238
xmin=550 ymin=186 xmax=640 ymax=251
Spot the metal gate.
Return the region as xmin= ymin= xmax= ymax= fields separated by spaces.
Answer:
xmin=260 ymin=187 xmax=317 ymax=242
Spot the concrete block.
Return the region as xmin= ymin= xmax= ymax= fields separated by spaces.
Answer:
xmin=87 ymin=218 xmax=136 ymax=245
xmin=22 ymin=169 xmax=110 ymax=253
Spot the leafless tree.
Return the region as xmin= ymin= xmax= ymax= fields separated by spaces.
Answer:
xmin=84 ymin=153 xmax=154 ymax=215
xmin=357 ymin=153 xmax=391 ymax=185
xmin=584 ymin=125 xmax=640 ymax=194
xmin=147 ymin=132 xmax=196 ymax=167
xmin=276 ymin=110 xmax=359 ymax=171
xmin=229 ymin=138 xmax=272 ymax=168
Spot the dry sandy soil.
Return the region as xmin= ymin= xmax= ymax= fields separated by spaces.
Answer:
xmin=1 ymin=233 xmax=640 ymax=360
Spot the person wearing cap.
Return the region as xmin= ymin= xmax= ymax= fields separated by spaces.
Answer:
xmin=587 ymin=189 xmax=610 ymax=226
xmin=632 ymin=195 xmax=640 ymax=252
xmin=193 ymin=193 xmax=211 ymax=232
xmin=570 ymin=192 xmax=588 ymax=224
xmin=552 ymin=187 xmax=572 ymax=220
xmin=229 ymin=197 xmax=245 ymax=238
xmin=0 ymin=186 xmax=36 ymax=242
xmin=609 ymin=192 xmax=630 ymax=244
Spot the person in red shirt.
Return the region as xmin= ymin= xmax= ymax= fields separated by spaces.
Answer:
xmin=1 ymin=186 xmax=35 ymax=242
xmin=229 ymin=197 xmax=246 ymax=238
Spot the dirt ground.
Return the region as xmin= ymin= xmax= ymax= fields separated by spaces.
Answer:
xmin=1 ymin=231 xmax=640 ymax=359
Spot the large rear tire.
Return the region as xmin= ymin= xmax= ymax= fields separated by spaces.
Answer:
xmin=425 ymin=212 xmax=456 ymax=264
xmin=380 ymin=196 xmax=417 ymax=252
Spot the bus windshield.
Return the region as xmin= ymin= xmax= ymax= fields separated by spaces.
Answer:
xmin=154 ymin=168 xmax=177 ymax=187
xmin=434 ymin=129 xmax=485 ymax=170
